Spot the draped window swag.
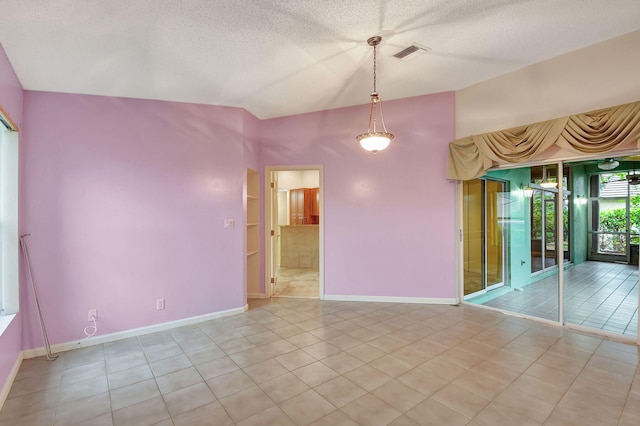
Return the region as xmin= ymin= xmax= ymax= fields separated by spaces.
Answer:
xmin=447 ymin=101 xmax=640 ymax=181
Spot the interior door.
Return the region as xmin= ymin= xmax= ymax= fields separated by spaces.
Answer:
xmin=269 ymin=172 xmax=279 ymax=295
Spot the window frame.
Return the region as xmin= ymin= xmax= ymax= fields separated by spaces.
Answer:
xmin=0 ymin=111 xmax=19 ymax=320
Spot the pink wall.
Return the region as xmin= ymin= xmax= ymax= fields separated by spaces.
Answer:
xmin=20 ymin=92 xmax=255 ymax=348
xmin=260 ymin=92 xmax=457 ymax=299
xmin=5 ymin=46 xmax=455 ymax=393
xmin=0 ymin=43 xmax=23 ymax=398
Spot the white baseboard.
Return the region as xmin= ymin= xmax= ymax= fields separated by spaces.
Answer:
xmin=0 ymin=351 xmax=23 ymax=411
xmin=323 ymin=294 xmax=459 ymax=305
xmin=22 ymin=304 xmax=248 ymax=360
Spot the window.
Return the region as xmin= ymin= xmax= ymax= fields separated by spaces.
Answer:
xmin=1 ymin=117 xmax=19 ymax=317
xmin=588 ymin=172 xmax=640 ymax=262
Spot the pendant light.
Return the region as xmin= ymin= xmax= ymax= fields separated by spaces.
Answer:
xmin=540 ymin=165 xmax=558 ymax=188
xmin=356 ymin=36 xmax=394 ymax=153
xmin=598 ymin=158 xmax=619 ymax=171
xmin=520 ymin=184 xmax=534 ymax=198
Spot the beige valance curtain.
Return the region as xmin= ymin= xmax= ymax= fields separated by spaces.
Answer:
xmin=447 ymin=101 xmax=640 ymax=180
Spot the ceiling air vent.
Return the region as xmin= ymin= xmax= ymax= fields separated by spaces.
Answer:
xmin=393 ymin=43 xmax=431 ymax=61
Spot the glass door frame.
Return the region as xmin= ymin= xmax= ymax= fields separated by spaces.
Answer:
xmin=462 ymin=177 xmax=508 ymax=300
xmin=484 ymin=180 xmax=507 ymax=293
xmin=459 ymin=163 xmax=566 ymax=319
xmin=458 ymin=159 xmax=640 ymax=344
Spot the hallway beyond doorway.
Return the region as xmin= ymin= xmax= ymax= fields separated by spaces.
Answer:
xmin=266 ymin=165 xmax=323 ymax=300
xmin=273 ymin=267 xmax=319 ymax=298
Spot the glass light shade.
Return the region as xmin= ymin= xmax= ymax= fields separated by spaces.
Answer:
xmin=523 ymin=187 xmax=534 ymax=198
xmin=540 ymin=181 xmax=558 ymax=188
xmin=357 ymin=36 xmax=394 ymax=153
xmin=357 ymin=132 xmax=393 ymax=153
xmin=598 ymin=159 xmax=619 ymax=170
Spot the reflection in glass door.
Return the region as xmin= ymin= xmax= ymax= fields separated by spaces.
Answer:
xmin=466 ymin=165 xmax=560 ymax=323
xmin=486 ymin=180 xmax=505 ymax=289
xmin=463 ymin=179 xmax=506 ymax=297
xmin=530 ymin=164 xmax=567 ymax=273
xmin=463 ymin=161 xmax=638 ymax=338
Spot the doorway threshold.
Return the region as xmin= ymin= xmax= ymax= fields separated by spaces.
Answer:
xmin=466 ymin=286 xmax=513 ymax=304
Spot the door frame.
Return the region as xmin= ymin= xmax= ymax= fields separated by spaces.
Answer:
xmin=461 ymin=178 xmax=508 ymax=300
xmin=485 ymin=179 xmax=508 ymax=292
xmin=587 ymin=172 xmax=633 ymax=263
xmin=530 ymin=185 xmax=562 ymax=274
xmin=264 ymin=165 xmax=324 ymax=299
xmin=457 ymin=157 xmax=640 ymax=345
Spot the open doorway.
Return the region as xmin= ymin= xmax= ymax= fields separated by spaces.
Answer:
xmin=588 ymin=171 xmax=640 ymax=263
xmin=265 ymin=166 xmax=323 ymax=299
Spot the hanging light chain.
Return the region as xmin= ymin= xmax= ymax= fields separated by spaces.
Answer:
xmin=356 ymin=35 xmax=393 ymax=153
xmin=372 ymin=41 xmax=377 ymax=94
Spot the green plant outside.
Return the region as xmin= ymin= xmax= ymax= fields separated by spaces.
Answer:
xmin=599 ymin=194 xmax=640 ymax=249
xmin=531 ymin=191 xmax=569 ymax=250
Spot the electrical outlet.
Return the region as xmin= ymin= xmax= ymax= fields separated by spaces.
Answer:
xmin=156 ymin=299 xmax=165 ymax=310
xmin=88 ymin=309 xmax=97 ymax=321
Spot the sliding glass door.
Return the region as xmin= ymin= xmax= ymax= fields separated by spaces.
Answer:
xmin=464 ymin=166 xmax=560 ymax=323
xmin=463 ymin=178 xmax=506 ymax=298
xmin=530 ymin=189 xmax=557 ymax=272
xmin=462 ymin=159 xmax=638 ymax=339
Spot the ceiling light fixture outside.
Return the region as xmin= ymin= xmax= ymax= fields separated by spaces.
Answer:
xmin=539 ymin=165 xmax=558 ymax=188
xmin=539 ymin=181 xmax=558 ymax=188
xmin=356 ymin=36 xmax=394 ymax=153
xmin=520 ymin=184 xmax=534 ymax=198
xmin=598 ymin=158 xmax=619 ymax=170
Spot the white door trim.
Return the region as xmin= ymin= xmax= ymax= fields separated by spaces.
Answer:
xmin=264 ymin=165 xmax=324 ymax=299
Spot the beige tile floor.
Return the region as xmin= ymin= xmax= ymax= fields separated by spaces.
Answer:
xmin=477 ymin=261 xmax=638 ymax=337
xmin=273 ymin=268 xmax=319 ymax=298
xmin=1 ymin=298 xmax=639 ymax=425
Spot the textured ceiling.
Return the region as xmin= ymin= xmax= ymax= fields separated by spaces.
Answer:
xmin=1 ymin=0 xmax=639 ymax=119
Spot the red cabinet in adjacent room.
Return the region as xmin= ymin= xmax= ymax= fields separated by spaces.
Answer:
xmin=289 ymin=188 xmax=319 ymax=225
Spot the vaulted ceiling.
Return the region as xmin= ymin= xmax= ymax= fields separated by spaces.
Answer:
xmin=1 ymin=0 xmax=639 ymax=119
